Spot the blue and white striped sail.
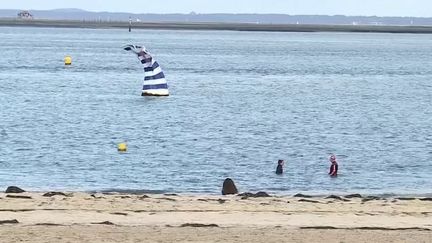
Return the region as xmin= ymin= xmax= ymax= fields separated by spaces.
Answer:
xmin=123 ymin=44 xmax=169 ymax=96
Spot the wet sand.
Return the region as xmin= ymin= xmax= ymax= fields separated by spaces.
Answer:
xmin=1 ymin=18 xmax=432 ymax=33
xmin=0 ymin=192 xmax=431 ymax=242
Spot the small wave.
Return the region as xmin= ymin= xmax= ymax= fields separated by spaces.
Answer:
xmin=0 ymin=128 xmax=7 ymax=138
xmin=15 ymin=148 xmax=33 ymax=151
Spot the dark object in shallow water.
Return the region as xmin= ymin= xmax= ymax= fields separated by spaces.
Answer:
xmin=5 ymin=186 xmax=25 ymax=193
xmin=222 ymin=178 xmax=238 ymax=195
xmin=276 ymin=160 xmax=284 ymax=175
xmin=276 ymin=165 xmax=283 ymax=174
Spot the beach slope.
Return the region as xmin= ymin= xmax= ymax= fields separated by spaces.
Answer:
xmin=0 ymin=192 xmax=431 ymax=242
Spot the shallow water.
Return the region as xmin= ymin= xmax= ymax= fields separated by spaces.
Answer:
xmin=0 ymin=27 xmax=431 ymax=195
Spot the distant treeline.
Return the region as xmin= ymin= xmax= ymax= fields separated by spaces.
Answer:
xmin=0 ymin=8 xmax=431 ymax=26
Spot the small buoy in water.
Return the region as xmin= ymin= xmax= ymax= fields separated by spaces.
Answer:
xmin=64 ymin=56 xmax=72 ymax=65
xmin=118 ymin=143 xmax=127 ymax=152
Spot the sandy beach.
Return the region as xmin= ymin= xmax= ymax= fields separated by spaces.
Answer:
xmin=0 ymin=192 xmax=431 ymax=242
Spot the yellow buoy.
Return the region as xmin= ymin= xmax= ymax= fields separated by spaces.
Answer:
xmin=64 ymin=55 xmax=72 ymax=65
xmin=118 ymin=143 xmax=127 ymax=152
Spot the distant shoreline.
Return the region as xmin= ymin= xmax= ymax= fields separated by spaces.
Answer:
xmin=2 ymin=18 xmax=432 ymax=33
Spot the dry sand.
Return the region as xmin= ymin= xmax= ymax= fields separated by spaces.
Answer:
xmin=0 ymin=192 xmax=431 ymax=242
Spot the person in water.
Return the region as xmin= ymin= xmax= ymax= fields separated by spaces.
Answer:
xmin=276 ymin=159 xmax=284 ymax=175
xmin=329 ymin=155 xmax=338 ymax=177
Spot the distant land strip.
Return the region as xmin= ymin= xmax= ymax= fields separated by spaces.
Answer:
xmin=1 ymin=18 xmax=432 ymax=33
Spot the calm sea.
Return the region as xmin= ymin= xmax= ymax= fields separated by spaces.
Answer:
xmin=0 ymin=27 xmax=431 ymax=195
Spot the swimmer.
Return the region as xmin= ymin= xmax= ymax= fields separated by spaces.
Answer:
xmin=276 ymin=159 xmax=284 ymax=175
xmin=329 ymin=154 xmax=338 ymax=177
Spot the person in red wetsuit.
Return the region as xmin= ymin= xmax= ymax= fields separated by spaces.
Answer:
xmin=329 ymin=155 xmax=338 ymax=177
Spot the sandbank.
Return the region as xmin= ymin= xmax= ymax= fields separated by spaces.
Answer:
xmin=1 ymin=18 xmax=432 ymax=33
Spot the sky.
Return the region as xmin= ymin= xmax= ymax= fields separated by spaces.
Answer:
xmin=1 ymin=0 xmax=431 ymax=17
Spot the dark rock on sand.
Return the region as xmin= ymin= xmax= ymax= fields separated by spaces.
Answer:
xmin=222 ymin=178 xmax=238 ymax=195
xmin=293 ymin=193 xmax=313 ymax=198
xmin=326 ymin=195 xmax=343 ymax=200
xmin=6 ymin=195 xmax=32 ymax=199
xmin=156 ymin=197 xmax=176 ymax=201
xmin=92 ymin=221 xmax=115 ymax=225
xmin=420 ymin=198 xmax=432 ymax=201
xmin=355 ymin=227 xmax=431 ymax=231
xmin=238 ymin=192 xmax=254 ymax=198
xmin=238 ymin=192 xmax=271 ymax=199
xmin=43 ymin=192 xmax=68 ymax=197
xmin=255 ymin=192 xmax=271 ymax=197
xmin=90 ymin=194 xmax=105 ymax=199
xmin=344 ymin=194 xmax=362 ymax=198
xmin=362 ymin=196 xmax=381 ymax=202
xmin=139 ymin=195 xmax=150 ymax=199
xmin=396 ymin=197 xmax=417 ymax=201
xmin=301 ymin=226 xmax=430 ymax=231
xmin=298 ymin=199 xmax=321 ymax=203
xmin=180 ymin=223 xmax=219 ymax=228
xmin=326 ymin=195 xmax=350 ymax=202
xmin=301 ymin=226 xmax=337 ymax=230
xmin=5 ymin=186 xmax=25 ymax=193
xmin=35 ymin=223 xmax=64 ymax=226
xmin=0 ymin=219 xmax=19 ymax=225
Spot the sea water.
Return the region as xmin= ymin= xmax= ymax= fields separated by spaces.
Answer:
xmin=0 ymin=27 xmax=431 ymax=195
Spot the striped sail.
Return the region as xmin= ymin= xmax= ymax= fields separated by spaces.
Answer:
xmin=123 ymin=44 xmax=169 ymax=96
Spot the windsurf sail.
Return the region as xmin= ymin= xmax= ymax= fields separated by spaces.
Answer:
xmin=123 ymin=44 xmax=169 ymax=96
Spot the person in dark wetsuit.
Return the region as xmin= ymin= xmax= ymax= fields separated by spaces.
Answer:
xmin=276 ymin=160 xmax=284 ymax=175
xmin=329 ymin=155 xmax=338 ymax=177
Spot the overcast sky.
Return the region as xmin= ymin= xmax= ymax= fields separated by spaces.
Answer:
xmin=1 ymin=0 xmax=431 ymax=17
